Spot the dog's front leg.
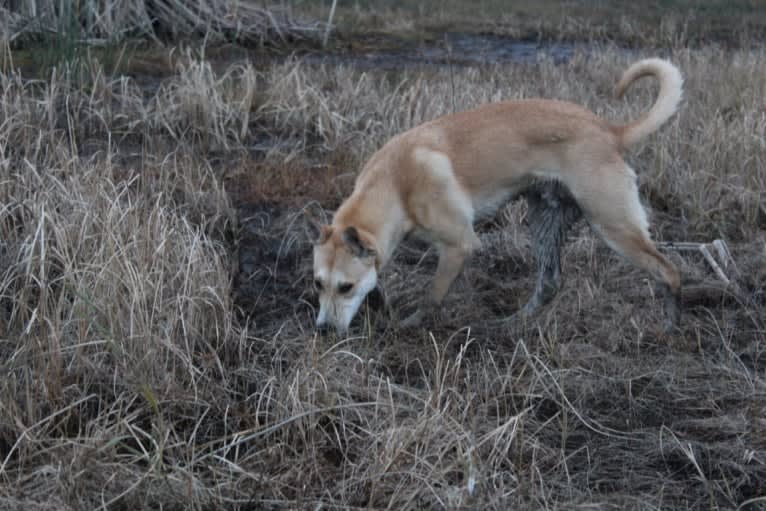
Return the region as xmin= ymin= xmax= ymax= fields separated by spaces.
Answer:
xmin=401 ymin=238 xmax=477 ymax=328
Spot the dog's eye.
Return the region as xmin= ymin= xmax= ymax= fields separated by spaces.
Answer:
xmin=338 ymin=283 xmax=353 ymax=294
xmin=314 ymin=279 xmax=323 ymax=291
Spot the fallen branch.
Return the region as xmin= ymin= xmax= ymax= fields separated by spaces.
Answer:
xmin=658 ymin=239 xmax=742 ymax=294
xmin=699 ymin=243 xmax=730 ymax=285
xmin=322 ymin=0 xmax=337 ymax=48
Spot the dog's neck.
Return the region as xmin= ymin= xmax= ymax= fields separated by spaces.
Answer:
xmin=334 ymin=187 xmax=410 ymax=270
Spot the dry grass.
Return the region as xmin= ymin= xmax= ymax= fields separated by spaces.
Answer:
xmin=0 ymin=35 xmax=765 ymax=511
xmin=2 ymin=0 xmax=321 ymax=45
xmin=295 ymin=0 xmax=766 ymax=49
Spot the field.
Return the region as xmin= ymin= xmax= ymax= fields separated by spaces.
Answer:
xmin=1 ymin=1 xmax=765 ymax=509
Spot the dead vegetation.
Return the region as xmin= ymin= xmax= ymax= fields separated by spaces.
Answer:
xmin=1 ymin=0 xmax=321 ymax=45
xmin=0 ymin=25 xmax=765 ymax=511
xmin=295 ymin=0 xmax=766 ymax=49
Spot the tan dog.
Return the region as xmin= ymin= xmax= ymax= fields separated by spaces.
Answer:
xmin=313 ymin=58 xmax=683 ymax=335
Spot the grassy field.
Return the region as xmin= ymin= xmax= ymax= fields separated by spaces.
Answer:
xmin=295 ymin=0 xmax=766 ymax=47
xmin=1 ymin=1 xmax=765 ymax=510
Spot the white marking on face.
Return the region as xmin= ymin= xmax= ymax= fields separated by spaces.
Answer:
xmin=315 ymin=267 xmax=377 ymax=335
xmin=315 ymin=269 xmax=329 ymax=283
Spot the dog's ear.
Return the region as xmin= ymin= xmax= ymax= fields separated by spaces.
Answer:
xmin=342 ymin=226 xmax=376 ymax=259
xmin=310 ymin=223 xmax=333 ymax=245
xmin=303 ymin=202 xmax=332 ymax=245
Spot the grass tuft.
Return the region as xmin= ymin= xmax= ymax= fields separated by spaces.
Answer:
xmin=3 ymin=0 xmax=322 ymax=46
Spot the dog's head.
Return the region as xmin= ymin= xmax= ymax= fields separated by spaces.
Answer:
xmin=312 ymin=224 xmax=378 ymax=335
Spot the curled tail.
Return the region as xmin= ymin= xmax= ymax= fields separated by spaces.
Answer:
xmin=613 ymin=58 xmax=683 ymax=149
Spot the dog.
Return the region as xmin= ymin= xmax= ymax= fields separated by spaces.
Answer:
xmin=312 ymin=58 xmax=683 ymax=335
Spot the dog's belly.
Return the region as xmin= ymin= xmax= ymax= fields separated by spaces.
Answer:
xmin=470 ymin=173 xmax=541 ymax=219
xmin=471 ymin=187 xmax=521 ymax=220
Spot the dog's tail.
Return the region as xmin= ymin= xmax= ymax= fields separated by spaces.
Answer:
xmin=613 ymin=58 xmax=683 ymax=150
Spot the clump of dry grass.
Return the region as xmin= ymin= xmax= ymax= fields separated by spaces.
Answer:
xmin=2 ymin=0 xmax=321 ymax=45
xmin=0 ymin=39 xmax=765 ymax=510
xmin=152 ymin=49 xmax=260 ymax=151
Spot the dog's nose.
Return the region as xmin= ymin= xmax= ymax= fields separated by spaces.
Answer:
xmin=316 ymin=323 xmax=331 ymax=336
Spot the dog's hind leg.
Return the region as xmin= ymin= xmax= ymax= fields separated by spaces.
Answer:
xmin=521 ymin=181 xmax=583 ymax=315
xmin=575 ymin=165 xmax=681 ymax=330
xmin=592 ymin=221 xmax=681 ymax=330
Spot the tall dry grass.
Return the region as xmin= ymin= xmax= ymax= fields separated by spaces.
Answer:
xmin=0 ymin=43 xmax=764 ymax=509
xmin=2 ymin=0 xmax=321 ymax=45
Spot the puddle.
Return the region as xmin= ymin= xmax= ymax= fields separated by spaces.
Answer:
xmin=301 ymin=32 xmax=581 ymax=69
